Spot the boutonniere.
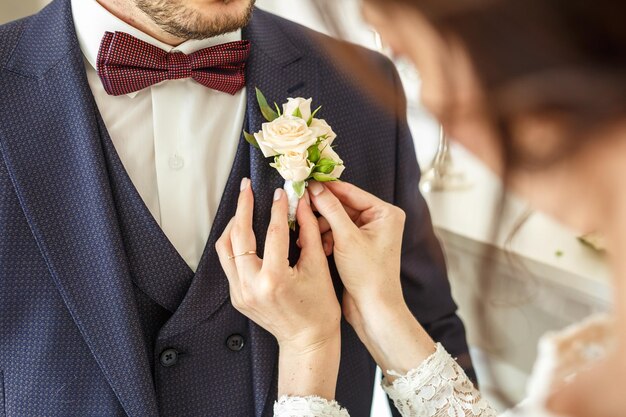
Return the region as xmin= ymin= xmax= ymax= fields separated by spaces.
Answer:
xmin=245 ymin=88 xmax=345 ymax=229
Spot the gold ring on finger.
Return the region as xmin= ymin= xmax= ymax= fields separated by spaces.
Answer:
xmin=228 ymin=250 xmax=257 ymax=260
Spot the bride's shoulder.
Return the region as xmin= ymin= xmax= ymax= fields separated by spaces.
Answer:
xmin=524 ymin=314 xmax=614 ymax=406
xmin=538 ymin=313 xmax=614 ymax=360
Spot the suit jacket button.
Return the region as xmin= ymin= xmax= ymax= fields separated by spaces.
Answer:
xmin=160 ymin=348 xmax=179 ymax=367
xmin=226 ymin=334 xmax=245 ymax=352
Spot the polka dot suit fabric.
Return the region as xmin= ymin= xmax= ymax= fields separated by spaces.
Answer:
xmin=0 ymin=1 xmax=472 ymax=416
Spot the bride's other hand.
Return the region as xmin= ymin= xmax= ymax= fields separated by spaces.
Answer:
xmin=309 ymin=181 xmax=405 ymax=305
xmin=216 ymin=178 xmax=341 ymax=399
xmin=309 ymin=180 xmax=435 ymax=378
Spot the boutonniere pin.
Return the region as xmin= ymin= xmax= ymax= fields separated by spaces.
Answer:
xmin=245 ymin=88 xmax=345 ymax=229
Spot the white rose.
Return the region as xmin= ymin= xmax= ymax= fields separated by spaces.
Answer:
xmin=271 ymin=152 xmax=315 ymax=182
xmin=320 ymin=142 xmax=345 ymax=178
xmin=254 ymin=115 xmax=317 ymax=158
xmin=283 ymin=97 xmax=312 ymax=121
xmin=310 ymin=118 xmax=337 ymax=145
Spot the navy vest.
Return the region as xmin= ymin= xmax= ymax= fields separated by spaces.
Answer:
xmin=97 ymin=116 xmax=265 ymax=416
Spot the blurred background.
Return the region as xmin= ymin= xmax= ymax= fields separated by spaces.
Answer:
xmin=0 ymin=0 xmax=48 ymax=23
xmin=1 ymin=1 xmax=612 ymax=416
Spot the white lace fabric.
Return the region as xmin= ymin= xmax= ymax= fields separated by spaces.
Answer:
xmin=382 ymin=343 xmax=498 ymax=417
xmin=274 ymin=395 xmax=350 ymax=417
xmin=271 ymin=344 xmax=496 ymax=417
xmin=272 ymin=315 xmax=613 ymax=417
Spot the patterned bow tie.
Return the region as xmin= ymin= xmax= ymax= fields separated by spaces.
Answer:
xmin=96 ymin=31 xmax=251 ymax=96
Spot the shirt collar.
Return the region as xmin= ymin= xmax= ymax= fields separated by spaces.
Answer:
xmin=71 ymin=0 xmax=242 ymax=97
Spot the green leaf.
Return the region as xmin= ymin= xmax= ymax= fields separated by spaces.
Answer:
xmin=292 ymin=107 xmax=303 ymax=119
xmin=314 ymin=158 xmax=337 ymax=174
xmin=307 ymin=144 xmax=321 ymax=164
xmin=318 ymin=157 xmax=336 ymax=165
xmin=255 ymin=88 xmax=279 ymax=122
xmin=307 ymin=105 xmax=322 ymax=126
xmin=292 ymin=181 xmax=306 ymax=198
xmin=269 ymin=156 xmax=281 ymax=170
xmin=312 ymin=173 xmax=338 ymax=182
xmin=274 ymin=102 xmax=282 ymax=116
xmin=243 ymin=131 xmax=260 ymax=149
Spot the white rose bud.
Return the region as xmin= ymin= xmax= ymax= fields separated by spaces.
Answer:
xmin=283 ymin=97 xmax=312 ymax=121
xmin=320 ymin=141 xmax=345 ymax=178
xmin=309 ymin=118 xmax=337 ymax=145
xmin=271 ymin=152 xmax=315 ymax=182
xmin=255 ymin=115 xmax=317 ymax=158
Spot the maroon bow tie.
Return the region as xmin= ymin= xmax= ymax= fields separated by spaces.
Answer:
xmin=96 ymin=31 xmax=250 ymax=96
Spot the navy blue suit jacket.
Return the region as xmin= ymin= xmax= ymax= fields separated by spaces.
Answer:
xmin=0 ymin=1 xmax=471 ymax=416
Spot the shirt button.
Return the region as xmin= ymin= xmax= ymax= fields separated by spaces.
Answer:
xmin=226 ymin=334 xmax=245 ymax=352
xmin=169 ymin=154 xmax=185 ymax=170
xmin=160 ymin=348 xmax=179 ymax=367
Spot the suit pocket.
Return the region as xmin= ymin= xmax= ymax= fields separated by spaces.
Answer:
xmin=0 ymin=370 xmax=4 ymax=417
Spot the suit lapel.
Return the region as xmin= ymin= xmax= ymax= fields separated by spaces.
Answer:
xmin=0 ymin=1 xmax=158 ymax=416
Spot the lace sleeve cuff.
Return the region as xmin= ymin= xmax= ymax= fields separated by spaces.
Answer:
xmin=274 ymin=395 xmax=350 ymax=417
xmin=382 ymin=343 xmax=497 ymax=417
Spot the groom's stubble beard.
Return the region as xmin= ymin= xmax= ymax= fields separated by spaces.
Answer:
xmin=134 ymin=0 xmax=256 ymax=40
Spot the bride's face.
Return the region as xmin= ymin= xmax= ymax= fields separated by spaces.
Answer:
xmin=362 ymin=1 xmax=626 ymax=238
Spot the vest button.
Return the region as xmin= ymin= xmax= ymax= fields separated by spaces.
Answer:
xmin=160 ymin=348 xmax=179 ymax=367
xmin=226 ymin=334 xmax=245 ymax=352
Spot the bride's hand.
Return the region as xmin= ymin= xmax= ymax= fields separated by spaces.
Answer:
xmin=308 ymin=181 xmax=435 ymax=377
xmin=308 ymin=180 xmax=406 ymax=315
xmin=216 ymin=178 xmax=342 ymax=399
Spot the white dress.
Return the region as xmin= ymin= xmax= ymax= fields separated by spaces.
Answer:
xmin=273 ymin=315 xmax=613 ymax=417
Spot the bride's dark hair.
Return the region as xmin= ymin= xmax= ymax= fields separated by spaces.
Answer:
xmin=318 ymin=0 xmax=626 ymax=167
xmin=314 ymin=0 xmax=626 ymax=407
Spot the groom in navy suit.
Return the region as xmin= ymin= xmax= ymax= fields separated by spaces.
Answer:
xmin=0 ymin=0 xmax=473 ymax=416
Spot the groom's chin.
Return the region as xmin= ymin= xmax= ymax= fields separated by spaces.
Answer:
xmin=138 ymin=0 xmax=256 ymax=40
xmin=191 ymin=0 xmax=256 ymax=24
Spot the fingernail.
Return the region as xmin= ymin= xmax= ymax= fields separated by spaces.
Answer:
xmin=309 ymin=182 xmax=324 ymax=196
xmin=274 ymin=188 xmax=283 ymax=201
xmin=304 ymin=190 xmax=311 ymax=206
xmin=240 ymin=177 xmax=250 ymax=191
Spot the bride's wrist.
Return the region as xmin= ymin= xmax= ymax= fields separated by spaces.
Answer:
xmin=279 ymin=329 xmax=341 ymax=358
xmin=357 ymin=302 xmax=413 ymax=343
xmin=353 ymin=280 xmax=405 ymax=309
xmin=348 ymin=291 xmax=406 ymax=330
xmin=278 ymin=331 xmax=341 ymax=400
xmin=354 ymin=304 xmax=435 ymax=378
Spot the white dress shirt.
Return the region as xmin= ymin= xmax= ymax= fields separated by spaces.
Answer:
xmin=71 ymin=0 xmax=246 ymax=271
